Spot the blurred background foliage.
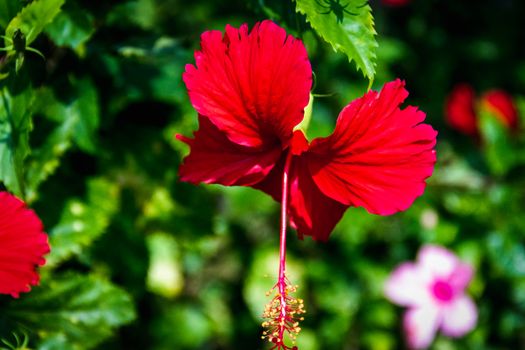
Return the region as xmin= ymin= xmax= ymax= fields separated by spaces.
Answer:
xmin=0 ymin=0 xmax=524 ymax=349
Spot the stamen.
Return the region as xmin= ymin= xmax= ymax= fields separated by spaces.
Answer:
xmin=262 ymin=280 xmax=305 ymax=350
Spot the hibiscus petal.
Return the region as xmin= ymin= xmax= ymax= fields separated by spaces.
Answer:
xmin=178 ymin=116 xmax=282 ymax=186
xmin=307 ymin=79 xmax=437 ymax=215
xmin=288 ymin=157 xmax=348 ymax=241
xmin=403 ymin=306 xmax=440 ymax=350
xmin=254 ymin=153 xmax=347 ymax=241
xmin=0 ymin=192 xmax=50 ymax=297
xmin=183 ymin=20 xmax=312 ymax=148
xmin=441 ymin=295 xmax=478 ymax=337
xmin=384 ymin=262 xmax=431 ymax=307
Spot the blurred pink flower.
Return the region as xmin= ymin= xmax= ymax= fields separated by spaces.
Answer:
xmin=384 ymin=245 xmax=477 ymax=349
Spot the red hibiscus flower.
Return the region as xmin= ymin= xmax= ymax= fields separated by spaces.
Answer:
xmin=0 ymin=192 xmax=50 ymax=297
xmin=445 ymin=84 xmax=518 ymax=135
xmin=179 ymin=20 xmax=437 ymax=241
xmin=177 ymin=21 xmax=436 ymax=349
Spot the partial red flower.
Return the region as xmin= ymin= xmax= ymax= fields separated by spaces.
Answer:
xmin=178 ymin=21 xmax=437 ymax=241
xmin=0 ymin=192 xmax=50 ymax=297
xmin=481 ymin=89 xmax=518 ymax=129
xmin=445 ymin=84 xmax=477 ymax=136
xmin=446 ymin=84 xmax=519 ymax=135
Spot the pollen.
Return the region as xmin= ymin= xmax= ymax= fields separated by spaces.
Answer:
xmin=261 ymin=280 xmax=306 ymax=350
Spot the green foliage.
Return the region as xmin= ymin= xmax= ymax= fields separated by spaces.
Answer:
xmin=0 ymin=0 xmax=525 ymax=349
xmin=44 ymin=2 xmax=95 ymax=51
xmin=5 ymin=273 xmax=135 ymax=350
xmin=5 ymin=0 xmax=64 ymax=46
xmin=0 ymin=78 xmax=34 ymax=197
xmin=25 ymin=78 xmax=100 ymax=201
xmin=295 ymin=0 xmax=377 ymax=83
xmin=478 ymin=109 xmax=515 ymax=176
xmin=46 ymin=178 xmax=120 ymax=267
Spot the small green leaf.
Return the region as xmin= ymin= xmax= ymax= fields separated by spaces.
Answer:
xmin=0 ymin=78 xmax=34 ymax=197
xmin=45 ymin=178 xmax=120 ymax=267
xmin=25 ymin=122 xmax=72 ymax=202
xmin=146 ymin=232 xmax=184 ymax=298
xmin=44 ymin=2 xmax=95 ymax=51
xmin=294 ymin=93 xmax=314 ymax=134
xmin=14 ymin=52 xmax=24 ymax=74
xmin=479 ymin=108 xmax=515 ymax=176
xmin=6 ymin=272 xmax=135 ymax=350
xmin=36 ymin=77 xmax=100 ymax=153
xmin=295 ymin=0 xmax=377 ymax=82
xmin=5 ymin=0 xmax=65 ymax=46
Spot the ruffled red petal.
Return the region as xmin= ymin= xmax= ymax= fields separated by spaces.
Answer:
xmin=0 ymin=192 xmax=50 ymax=297
xmin=445 ymin=84 xmax=478 ymax=135
xmin=288 ymin=157 xmax=348 ymax=241
xmin=306 ymin=80 xmax=437 ymax=215
xmin=183 ymin=20 xmax=312 ymax=149
xmin=178 ymin=116 xmax=282 ymax=186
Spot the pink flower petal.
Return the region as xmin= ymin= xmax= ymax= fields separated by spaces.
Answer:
xmin=417 ymin=245 xmax=459 ymax=280
xmin=384 ymin=263 xmax=431 ymax=307
xmin=307 ymin=79 xmax=437 ymax=216
xmin=183 ymin=20 xmax=312 ymax=149
xmin=404 ymin=306 xmax=440 ymax=349
xmin=448 ymin=262 xmax=474 ymax=293
xmin=441 ymin=295 xmax=478 ymax=338
xmin=178 ymin=116 xmax=282 ymax=186
xmin=0 ymin=192 xmax=50 ymax=297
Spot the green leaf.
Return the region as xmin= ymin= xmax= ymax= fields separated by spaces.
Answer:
xmin=25 ymin=120 xmax=72 ymax=203
xmin=25 ymin=79 xmax=100 ymax=201
xmin=0 ymin=79 xmax=34 ymax=197
xmin=44 ymin=2 xmax=95 ymax=51
xmin=5 ymin=0 xmax=65 ymax=46
xmin=6 ymin=272 xmax=135 ymax=350
xmin=146 ymin=232 xmax=184 ymax=298
xmin=0 ymin=0 xmax=21 ymax=30
xmin=45 ymin=178 xmax=120 ymax=267
xmin=35 ymin=77 xmax=100 ymax=153
xmin=295 ymin=0 xmax=377 ymax=82
xmin=479 ymin=108 xmax=515 ymax=176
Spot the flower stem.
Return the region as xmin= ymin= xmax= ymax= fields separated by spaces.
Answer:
xmin=278 ymin=151 xmax=293 ymax=338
